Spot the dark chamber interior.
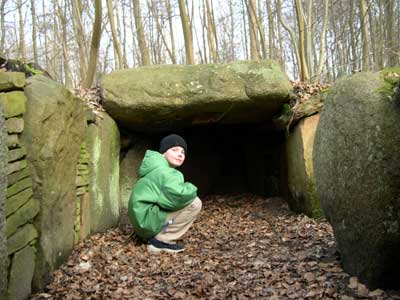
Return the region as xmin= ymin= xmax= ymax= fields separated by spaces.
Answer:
xmin=126 ymin=124 xmax=288 ymax=198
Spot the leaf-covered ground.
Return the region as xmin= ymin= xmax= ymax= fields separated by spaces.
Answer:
xmin=30 ymin=195 xmax=399 ymax=300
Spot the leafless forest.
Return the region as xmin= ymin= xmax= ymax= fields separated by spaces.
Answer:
xmin=0 ymin=0 xmax=399 ymax=87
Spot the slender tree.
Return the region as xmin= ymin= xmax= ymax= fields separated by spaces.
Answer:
xmin=84 ymin=0 xmax=102 ymax=88
xmin=178 ymin=0 xmax=195 ymax=64
xmin=133 ymin=0 xmax=150 ymax=65
xmin=359 ymin=0 xmax=370 ymax=71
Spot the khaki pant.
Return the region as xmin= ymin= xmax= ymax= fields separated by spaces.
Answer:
xmin=155 ymin=197 xmax=202 ymax=243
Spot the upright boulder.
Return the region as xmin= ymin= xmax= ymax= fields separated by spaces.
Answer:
xmin=313 ymin=72 xmax=400 ymax=288
xmin=103 ymin=60 xmax=291 ymax=130
xmin=286 ymin=114 xmax=322 ymax=218
xmin=21 ymin=76 xmax=86 ymax=289
xmin=86 ymin=112 xmax=120 ymax=233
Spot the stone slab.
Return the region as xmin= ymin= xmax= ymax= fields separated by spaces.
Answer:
xmin=6 ymin=198 xmax=39 ymax=237
xmin=76 ymin=175 xmax=89 ymax=187
xmin=0 ymin=91 xmax=26 ymax=118
xmin=0 ymin=85 xmax=8 ymax=300
xmin=6 ymin=188 xmax=33 ymax=217
xmin=102 ymin=61 xmax=292 ymax=130
xmin=0 ymin=72 xmax=26 ymax=91
xmin=7 ymin=223 xmax=38 ymax=255
xmin=7 ymin=167 xmax=30 ymax=187
xmin=7 ymin=159 xmax=27 ymax=175
xmin=6 ymin=176 xmax=32 ymax=198
xmin=7 ymin=146 xmax=26 ymax=162
xmin=5 ymin=117 xmax=24 ymax=133
xmin=7 ymin=245 xmax=36 ymax=300
xmin=6 ymin=134 xmax=19 ymax=149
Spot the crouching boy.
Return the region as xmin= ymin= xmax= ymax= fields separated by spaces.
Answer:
xmin=128 ymin=134 xmax=202 ymax=253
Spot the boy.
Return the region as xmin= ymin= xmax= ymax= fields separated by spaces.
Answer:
xmin=128 ymin=134 xmax=202 ymax=253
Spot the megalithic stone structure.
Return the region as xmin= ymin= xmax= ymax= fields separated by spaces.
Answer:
xmin=0 ymin=98 xmax=7 ymax=299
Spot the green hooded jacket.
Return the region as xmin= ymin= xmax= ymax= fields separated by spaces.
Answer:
xmin=128 ymin=150 xmax=198 ymax=239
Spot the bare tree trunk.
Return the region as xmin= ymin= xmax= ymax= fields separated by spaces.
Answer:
xmin=0 ymin=0 xmax=7 ymax=56
xmin=30 ymin=0 xmax=38 ymax=64
xmin=17 ymin=0 xmax=26 ymax=59
xmin=71 ymin=0 xmax=88 ymax=83
xmin=248 ymin=0 xmax=260 ymax=60
xmin=266 ymin=0 xmax=275 ymax=59
xmin=368 ymin=4 xmax=377 ymax=70
xmin=348 ymin=1 xmax=357 ymax=72
xmin=241 ymin=0 xmax=249 ymax=59
xmin=121 ymin=0 xmax=128 ymax=68
xmin=54 ymin=0 xmax=73 ymax=87
xmin=84 ymin=0 xmax=102 ymax=88
xmin=205 ymin=0 xmax=217 ymax=62
xmin=359 ymin=0 xmax=370 ymax=71
xmin=315 ymin=0 xmax=328 ymax=82
xmin=294 ymin=0 xmax=309 ymax=81
xmin=385 ymin=0 xmax=397 ymax=67
xmin=178 ymin=0 xmax=195 ymax=64
xmin=107 ymin=0 xmax=125 ymax=69
xmin=133 ymin=0 xmax=150 ymax=65
xmin=377 ymin=0 xmax=384 ymax=69
xmin=165 ymin=0 xmax=177 ymax=64
xmin=305 ymin=0 xmax=313 ymax=77
xmin=277 ymin=0 xmax=299 ymax=75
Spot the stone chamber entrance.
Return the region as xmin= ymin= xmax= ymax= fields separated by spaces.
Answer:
xmin=120 ymin=123 xmax=288 ymax=200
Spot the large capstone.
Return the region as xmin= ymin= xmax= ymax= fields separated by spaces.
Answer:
xmin=21 ymin=75 xmax=86 ymax=289
xmin=313 ymin=72 xmax=400 ymax=289
xmin=102 ymin=60 xmax=291 ymax=130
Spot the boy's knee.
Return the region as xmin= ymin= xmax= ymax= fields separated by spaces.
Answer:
xmin=190 ymin=197 xmax=202 ymax=212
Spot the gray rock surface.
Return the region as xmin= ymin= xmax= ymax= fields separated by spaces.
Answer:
xmin=0 ymin=95 xmax=8 ymax=300
xmin=103 ymin=61 xmax=291 ymax=130
xmin=21 ymin=75 xmax=86 ymax=290
xmin=313 ymin=72 xmax=400 ymax=288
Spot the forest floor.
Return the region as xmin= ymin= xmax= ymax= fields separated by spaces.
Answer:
xmin=30 ymin=195 xmax=399 ymax=300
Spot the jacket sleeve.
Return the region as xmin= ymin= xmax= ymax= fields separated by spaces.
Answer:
xmin=158 ymin=168 xmax=198 ymax=211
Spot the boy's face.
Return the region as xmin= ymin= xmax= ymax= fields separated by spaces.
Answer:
xmin=163 ymin=146 xmax=186 ymax=168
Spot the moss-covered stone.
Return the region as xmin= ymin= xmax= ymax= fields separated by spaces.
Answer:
xmin=75 ymin=175 xmax=89 ymax=187
xmin=6 ymin=176 xmax=31 ymax=198
xmin=86 ymin=112 xmax=120 ymax=233
xmin=5 ymin=187 xmax=32 ymax=217
xmin=286 ymin=114 xmax=322 ymax=218
xmin=7 ymin=167 xmax=29 ymax=187
xmin=7 ymin=245 xmax=36 ymax=300
xmin=5 ymin=117 xmax=24 ymax=133
xmin=7 ymin=224 xmax=38 ymax=255
xmin=0 ymin=92 xmax=26 ymax=118
xmin=313 ymin=72 xmax=400 ymax=289
xmin=0 ymin=89 xmax=8 ymax=300
xmin=21 ymin=75 xmax=86 ymax=290
xmin=7 ymin=146 xmax=26 ymax=162
xmin=7 ymin=159 xmax=27 ymax=175
xmin=6 ymin=198 xmax=39 ymax=237
xmin=6 ymin=134 xmax=19 ymax=149
xmin=0 ymin=72 xmax=26 ymax=91
xmin=103 ymin=60 xmax=291 ymax=130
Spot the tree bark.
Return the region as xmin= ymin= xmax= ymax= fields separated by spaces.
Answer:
xmin=0 ymin=0 xmax=7 ymax=56
xmin=165 ymin=0 xmax=177 ymax=64
xmin=248 ymin=0 xmax=260 ymax=60
xmin=30 ymin=0 xmax=38 ymax=64
xmin=71 ymin=0 xmax=88 ymax=83
xmin=205 ymin=0 xmax=217 ymax=62
xmin=315 ymin=0 xmax=328 ymax=82
xmin=294 ymin=0 xmax=309 ymax=81
xmin=266 ymin=0 xmax=275 ymax=59
xmin=359 ymin=0 xmax=370 ymax=71
xmin=84 ymin=0 xmax=102 ymax=88
xmin=178 ymin=0 xmax=195 ymax=64
xmin=17 ymin=0 xmax=26 ymax=59
xmin=385 ymin=0 xmax=397 ymax=67
xmin=107 ymin=0 xmax=125 ymax=69
xmin=133 ymin=0 xmax=150 ymax=65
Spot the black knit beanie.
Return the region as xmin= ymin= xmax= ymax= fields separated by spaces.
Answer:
xmin=159 ymin=134 xmax=188 ymax=154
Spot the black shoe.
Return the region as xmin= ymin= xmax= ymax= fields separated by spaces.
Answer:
xmin=147 ymin=237 xmax=185 ymax=254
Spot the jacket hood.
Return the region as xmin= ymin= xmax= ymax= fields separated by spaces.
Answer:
xmin=139 ymin=150 xmax=169 ymax=176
